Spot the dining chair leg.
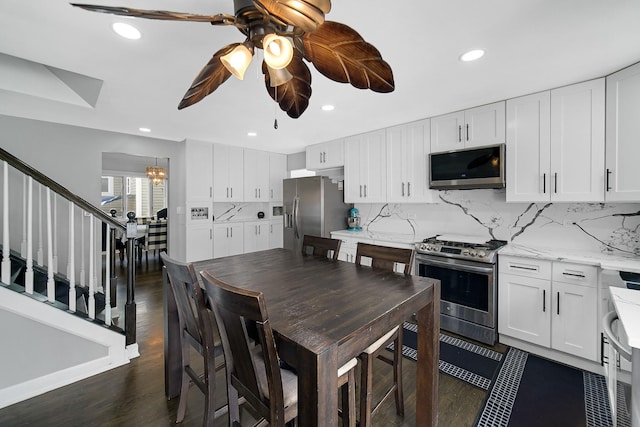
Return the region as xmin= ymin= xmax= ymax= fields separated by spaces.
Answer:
xmin=393 ymin=332 xmax=404 ymax=417
xmin=341 ymin=369 xmax=356 ymax=427
xmin=359 ymin=352 xmax=374 ymax=427
xmin=176 ymin=343 xmax=191 ymax=423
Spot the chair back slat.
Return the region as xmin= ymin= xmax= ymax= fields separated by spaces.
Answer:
xmin=301 ymin=235 xmax=341 ymax=260
xmin=355 ymin=242 xmax=415 ymax=275
xmin=200 ymin=271 xmax=287 ymax=424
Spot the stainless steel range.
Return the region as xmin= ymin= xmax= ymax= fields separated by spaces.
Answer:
xmin=414 ymin=235 xmax=507 ymax=345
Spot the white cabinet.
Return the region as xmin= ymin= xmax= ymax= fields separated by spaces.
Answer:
xmin=212 ymin=223 xmax=244 ymax=258
xmin=269 ymin=219 xmax=283 ymax=249
xmin=213 ymin=144 xmax=244 ymax=202
xmin=606 ymin=62 xmax=640 ymax=201
xmin=506 ymin=79 xmax=605 ymax=202
xmin=386 ymin=119 xmax=436 ymax=203
xmin=185 ymin=140 xmax=213 ymax=202
xmin=244 ymin=149 xmax=269 ymax=202
xmin=499 ymin=255 xmax=598 ymax=361
xmin=185 ymin=222 xmax=212 ymax=262
xmin=430 ymin=101 xmax=505 ymax=152
xmin=333 ymin=234 xmax=358 ymax=263
xmin=243 ymin=221 xmax=269 ymax=253
xmin=306 ymin=139 xmax=344 ymax=170
xmin=344 ymin=130 xmax=387 ymax=203
xmin=269 ymin=153 xmax=287 ymax=202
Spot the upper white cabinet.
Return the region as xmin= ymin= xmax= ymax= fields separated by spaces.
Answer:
xmin=506 ymin=79 xmax=605 ymax=202
xmin=430 ymin=101 xmax=505 ymax=152
xmin=244 ymin=149 xmax=269 ymax=202
xmin=606 ymin=62 xmax=640 ymax=201
xmin=306 ymin=139 xmax=344 ymax=170
xmin=386 ymin=119 xmax=436 ymax=203
xmin=269 ymin=152 xmax=287 ymax=202
xmin=344 ymin=130 xmax=387 ymax=203
xmin=185 ymin=140 xmax=213 ymax=202
xmin=213 ymin=144 xmax=244 ymax=202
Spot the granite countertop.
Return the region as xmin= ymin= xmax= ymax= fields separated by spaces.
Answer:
xmin=500 ymin=243 xmax=640 ymax=274
xmin=610 ymin=287 xmax=640 ymax=348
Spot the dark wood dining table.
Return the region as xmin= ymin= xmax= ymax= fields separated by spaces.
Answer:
xmin=163 ymin=248 xmax=440 ymax=426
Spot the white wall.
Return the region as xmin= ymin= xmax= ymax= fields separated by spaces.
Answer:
xmin=0 ymin=114 xmax=187 ymax=261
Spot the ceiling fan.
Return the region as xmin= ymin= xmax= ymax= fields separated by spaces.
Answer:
xmin=71 ymin=0 xmax=395 ymax=119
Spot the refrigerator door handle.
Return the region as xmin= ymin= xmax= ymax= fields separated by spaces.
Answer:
xmin=293 ymin=196 xmax=300 ymax=240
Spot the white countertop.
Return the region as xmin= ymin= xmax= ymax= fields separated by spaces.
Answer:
xmin=610 ymin=287 xmax=640 ymax=348
xmin=330 ymin=230 xmax=419 ymax=245
xmin=499 ymin=243 xmax=640 ymax=274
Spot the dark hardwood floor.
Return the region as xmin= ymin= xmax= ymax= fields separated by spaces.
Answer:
xmin=0 ymin=253 xmax=505 ymax=426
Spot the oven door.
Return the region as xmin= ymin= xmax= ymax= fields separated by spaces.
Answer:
xmin=415 ymin=254 xmax=496 ymax=328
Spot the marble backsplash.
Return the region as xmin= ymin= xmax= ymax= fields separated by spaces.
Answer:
xmin=354 ymin=189 xmax=640 ymax=257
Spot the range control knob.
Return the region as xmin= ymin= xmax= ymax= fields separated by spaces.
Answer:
xmin=477 ymin=250 xmax=487 ymax=258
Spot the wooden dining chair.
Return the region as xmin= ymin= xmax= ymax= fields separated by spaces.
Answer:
xmin=301 ymin=234 xmax=342 ymax=260
xmin=354 ymin=242 xmax=415 ymax=427
xmin=200 ymin=270 xmax=358 ymax=427
xmin=160 ymin=252 xmax=226 ymax=425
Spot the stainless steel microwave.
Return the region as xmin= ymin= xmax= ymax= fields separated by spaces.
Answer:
xmin=429 ymin=144 xmax=505 ymax=190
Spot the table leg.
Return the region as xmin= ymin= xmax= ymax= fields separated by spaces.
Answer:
xmin=417 ymin=282 xmax=441 ymax=426
xmin=297 ymin=344 xmax=339 ymax=426
xmin=163 ymin=266 xmax=182 ymax=399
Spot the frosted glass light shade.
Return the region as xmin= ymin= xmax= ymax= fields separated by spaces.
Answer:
xmin=267 ymin=65 xmax=293 ymax=87
xmin=221 ymin=44 xmax=253 ymax=80
xmin=263 ymin=34 xmax=294 ymax=70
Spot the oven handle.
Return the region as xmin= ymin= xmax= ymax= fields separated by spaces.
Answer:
xmin=416 ymin=256 xmax=495 ymax=275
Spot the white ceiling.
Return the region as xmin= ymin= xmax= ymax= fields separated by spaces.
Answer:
xmin=1 ymin=0 xmax=640 ymax=154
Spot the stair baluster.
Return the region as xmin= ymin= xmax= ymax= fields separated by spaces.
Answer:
xmin=68 ymin=201 xmax=76 ymax=313
xmin=25 ymin=176 xmax=34 ymax=294
xmin=1 ymin=161 xmax=9 ymax=284
xmin=46 ymin=187 xmax=54 ymax=303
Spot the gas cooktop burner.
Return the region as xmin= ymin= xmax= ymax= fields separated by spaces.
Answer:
xmin=415 ymin=236 xmax=507 ymax=263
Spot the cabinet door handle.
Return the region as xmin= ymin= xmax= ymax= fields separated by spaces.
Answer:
xmin=606 ymin=169 xmax=612 ymax=191
xmin=210 ymin=187 xmax=213 ymax=198
xmin=562 ymin=272 xmax=586 ymax=278
xmin=554 ymin=173 xmax=558 ymax=194
xmin=557 ymin=292 xmax=560 ymax=315
xmin=323 ymin=152 xmax=327 ymax=163
xmin=542 ymin=289 xmax=546 ymax=312
xmin=271 ymin=189 xmax=273 ymax=199
xmin=364 ymin=185 xmax=367 ymax=197
xmin=543 ymin=173 xmax=546 ymax=194
xmin=458 ymin=125 xmax=462 ymax=142
xmin=226 ymin=187 xmax=229 ymax=198
xmin=359 ymin=185 xmax=363 ymax=197
xmin=226 ymin=228 xmax=229 ymax=238
xmin=230 ymin=188 xmax=233 ymax=198
xmin=408 ymin=182 xmax=411 ymax=197
xmin=510 ymin=264 xmax=538 ymax=271
xmin=466 ymin=124 xmax=469 ymax=141
xmin=259 ymin=188 xmax=261 ymax=198
xmin=230 ymin=228 xmax=233 ymax=238
xmin=210 ymin=229 xmax=212 ymax=239
xmin=320 ymin=152 xmax=323 ymax=163
xmin=402 ymin=182 xmax=405 ymax=196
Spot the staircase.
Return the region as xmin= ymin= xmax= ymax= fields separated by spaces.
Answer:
xmin=0 ymin=147 xmax=138 ymax=409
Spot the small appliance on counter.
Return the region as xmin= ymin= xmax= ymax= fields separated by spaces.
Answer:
xmin=347 ymin=207 xmax=361 ymax=231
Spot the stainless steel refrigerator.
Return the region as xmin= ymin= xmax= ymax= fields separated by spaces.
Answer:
xmin=283 ymin=176 xmax=350 ymax=253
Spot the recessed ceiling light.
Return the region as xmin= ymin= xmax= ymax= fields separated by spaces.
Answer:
xmin=460 ymin=49 xmax=485 ymax=62
xmin=321 ymin=105 xmax=335 ymax=111
xmin=113 ymin=22 xmax=141 ymax=40
xmin=139 ymin=127 xmax=151 ymax=132
xmin=248 ymin=132 xmax=257 ymax=137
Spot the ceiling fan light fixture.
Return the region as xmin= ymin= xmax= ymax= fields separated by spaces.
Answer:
xmin=221 ymin=43 xmax=254 ymax=80
xmin=267 ymin=65 xmax=293 ymax=87
xmin=262 ymin=34 xmax=294 ymax=69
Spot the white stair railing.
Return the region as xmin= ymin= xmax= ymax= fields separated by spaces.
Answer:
xmin=0 ymin=146 xmax=135 ymax=345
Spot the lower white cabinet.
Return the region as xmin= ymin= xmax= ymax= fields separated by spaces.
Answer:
xmin=213 ymin=223 xmax=244 ymax=258
xmin=185 ymin=223 xmax=213 ymax=262
xmin=269 ymin=220 xmax=283 ymax=249
xmin=333 ymin=235 xmax=358 ymax=263
xmin=499 ymin=255 xmax=598 ymax=361
xmin=243 ymin=221 xmax=270 ymax=253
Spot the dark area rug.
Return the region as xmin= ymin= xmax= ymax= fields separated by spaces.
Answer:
xmin=474 ymin=347 xmax=631 ymax=427
xmin=389 ymin=322 xmax=504 ymax=390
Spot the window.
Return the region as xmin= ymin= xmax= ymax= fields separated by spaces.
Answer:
xmin=101 ymin=176 xmax=114 ymax=196
xmin=101 ymin=175 xmax=166 ymax=219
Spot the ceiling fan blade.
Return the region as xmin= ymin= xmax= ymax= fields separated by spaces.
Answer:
xmin=178 ymin=44 xmax=237 ymax=110
xmin=302 ymin=21 xmax=394 ymax=93
xmin=253 ymin=0 xmax=325 ymax=33
xmin=70 ymin=4 xmax=237 ymax=25
xmin=263 ymin=53 xmax=312 ymax=119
